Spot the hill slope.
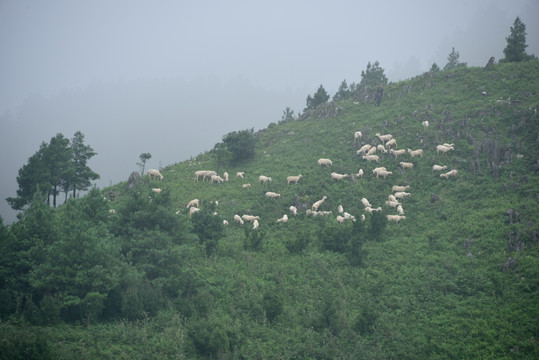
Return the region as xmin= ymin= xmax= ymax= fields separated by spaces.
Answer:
xmin=2 ymin=61 xmax=538 ymax=359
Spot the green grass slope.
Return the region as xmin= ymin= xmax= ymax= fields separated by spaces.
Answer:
xmin=5 ymin=61 xmax=537 ymax=359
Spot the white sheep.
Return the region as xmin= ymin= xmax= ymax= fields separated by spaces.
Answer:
xmin=400 ymin=162 xmax=414 ymax=170
xmin=357 ymin=144 xmax=372 ymax=155
xmin=432 ymin=165 xmax=447 ymax=171
xmin=390 ymin=149 xmax=406 ymax=158
xmin=151 ymin=188 xmax=162 ymax=193
xmin=148 ymin=169 xmax=163 ymax=181
xmin=392 ymin=185 xmax=410 ymax=192
xmin=252 ymin=219 xmax=259 ymax=230
xmin=287 ymin=174 xmax=302 ymax=186
xmin=440 ymin=169 xmax=458 ymax=179
xmin=276 ymin=214 xmax=288 ymax=223
xmin=377 ymin=144 xmax=388 ymax=154
xmin=317 ymin=158 xmax=333 ymax=166
xmin=366 ymin=147 xmax=377 ymax=156
xmin=354 ymin=131 xmax=362 ymax=146
xmin=361 ymin=198 xmax=372 ymax=208
xmin=258 ymin=175 xmax=272 ymax=185
xmin=236 ymin=172 xmax=245 ymax=178
xmin=363 ymin=154 xmax=380 ymax=162
xmin=376 ymin=133 xmax=393 ymax=145
xmin=388 ymin=194 xmax=397 ymax=202
xmin=385 ymin=199 xmax=401 ymax=208
xmin=265 ymin=191 xmax=281 ymax=199
xmin=364 ymin=206 xmax=381 ymax=213
xmin=330 ymin=172 xmax=349 ymax=181
xmin=394 ymin=191 xmax=411 ymax=199
xmin=234 ymin=214 xmax=244 ymax=225
xmin=194 ymin=170 xmax=216 ymax=182
xmin=422 ymin=120 xmax=429 ymax=130
xmin=436 ymin=145 xmax=453 ymax=155
xmin=223 ymin=172 xmax=229 ymax=181
xmin=356 ymin=169 xmax=364 ymax=178
xmin=210 ymin=174 xmax=224 ymax=184
xmin=186 ymin=199 xmax=200 ymax=208
xmin=312 ymin=196 xmax=327 ymax=211
xmin=397 ymin=205 xmax=405 ymax=215
xmin=242 ymin=183 xmax=251 ymax=189
xmin=407 ymin=149 xmax=424 ymax=157
xmin=336 ymin=215 xmax=345 ymax=224
xmin=189 ymin=206 xmax=200 ymax=218
xmin=372 ymin=167 xmax=387 ymax=176
xmin=242 ymin=214 xmax=260 ymax=222
xmin=108 ymin=209 xmax=116 ymax=214
xmin=387 ymin=214 xmax=406 ymax=224
xmin=337 ymin=205 xmax=344 ymax=213
xmin=376 ymin=170 xmax=393 ymax=179
xmin=289 ymin=206 xmax=298 ymax=216
xmin=385 ymin=138 xmax=397 ymax=149
xmin=223 ymin=220 xmax=229 ymax=225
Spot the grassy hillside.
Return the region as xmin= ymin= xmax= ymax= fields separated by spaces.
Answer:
xmin=2 ymin=61 xmax=538 ymax=359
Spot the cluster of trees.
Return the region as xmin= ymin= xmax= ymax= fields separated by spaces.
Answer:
xmin=7 ymin=131 xmax=99 ymax=210
xmin=212 ymin=128 xmax=257 ymax=169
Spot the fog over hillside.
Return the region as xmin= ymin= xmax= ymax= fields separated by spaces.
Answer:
xmin=1 ymin=0 xmax=538 ymax=223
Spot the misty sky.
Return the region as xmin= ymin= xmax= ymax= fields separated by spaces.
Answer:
xmin=1 ymin=0 xmax=538 ymax=223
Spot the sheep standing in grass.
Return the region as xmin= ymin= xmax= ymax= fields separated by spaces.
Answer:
xmin=440 ymin=169 xmax=458 ymax=179
xmin=361 ymin=198 xmax=372 ymax=208
xmin=186 ymin=199 xmax=199 ymax=208
xmin=392 ymin=185 xmax=410 ymax=192
xmin=356 ymin=169 xmax=364 ymax=178
xmin=422 ymin=120 xmax=429 ymax=130
xmin=407 ymin=149 xmax=424 ymax=157
xmin=366 ymin=147 xmax=377 ymax=156
xmin=152 ymin=188 xmax=162 ymax=193
xmin=287 ymin=175 xmax=302 ymax=186
xmin=234 ymin=214 xmax=244 ymax=225
xmin=252 ymin=219 xmax=259 ymax=230
xmin=336 ymin=215 xmax=345 ymax=224
xmin=376 ymin=170 xmax=393 ymax=179
xmin=387 ymin=215 xmax=406 ymax=224
xmin=377 ymin=145 xmax=388 ymax=154
xmin=289 ymin=206 xmax=298 ymax=216
xmin=317 ymin=158 xmax=333 ymax=166
xmin=385 ymin=199 xmax=401 ymax=208
xmin=390 ymin=149 xmax=406 ymax=158
xmin=397 ymin=205 xmax=405 ymax=215
xmin=394 ymin=191 xmax=411 ymax=199
xmin=330 ymin=172 xmax=349 ymax=181
xmin=376 ymin=133 xmax=393 ymax=145
xmin=258 ymin=175 xmax=272 ymax=185
xmin=312 ymin=196 xmax=327 ymax=211
xmin=400 ymin=162 xmax=414 ymax=170
xmin=265 ymin=191 xmax=281 ymax=199
xmin=223 ymin=172 xmax=229 ymax=181
xmin=363 ymin=154 xmax=380 ymax=162
xmin=337 ymin=205 xmax=344 ymax=214
xmin=432 ymin=165 xmax=447 ymax=171
xmin=236 ymin=172 xmax=245 ymax=178
xmin=436 ymin=144 xmax=454 ymax=155
xmin=276 ymin=214 xmax=288 ymax=223
xmin=357 ymin=144 xmax=372 ymax=155
xmin=385 ymin=138 xmax=397 ymax=149
xmin=189 ymin=207 xmax=200 ymax=218
xmin=242 ymin=214 xmax=260 ymax=222
xmin=354 ymin=131 xmax=362 ymax=146
xmin=148 ymin=169 xmax=163 ymax=181
xmin=242 ymin=183 xmax=251 ymax=189
xmin=210 ymin=175 xmax=224 ymax=184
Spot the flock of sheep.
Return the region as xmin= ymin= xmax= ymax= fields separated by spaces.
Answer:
xmin=174 ymin=125 xmax=458 ymax=229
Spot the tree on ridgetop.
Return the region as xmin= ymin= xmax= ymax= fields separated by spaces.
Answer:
xmin=69 ymin=131 xmax=99 ymax=199
xmin=221 ymin=128 xmax=256 ymax=164
xmin=444 ymin=47 xmax=466 ymax=70
xmin=359 ymin=61 xmax=388 ymax=90
xmin=501 ymin=17 xmax=533 ymax=62
xmin=137 ymin=153 xmax=152 ymax=176
xmin=281 ymin=107 xmax=295 ymax=122
xmin=305 ymin=85 xmax=330 ymax=110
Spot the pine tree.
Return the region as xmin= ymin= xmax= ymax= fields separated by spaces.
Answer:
xmin=68 ymin=131 xmax=99 ymax=199
xmin=502 ymin=17 xmax=530 ymax=62
xmin=305 ymin=85 xmax=330 ymax=110
xmin=444 ymin=47 xmax=466 ymax=70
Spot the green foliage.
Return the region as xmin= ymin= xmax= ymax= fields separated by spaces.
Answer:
xmin=137 ymin=152 xmax=152 ymax=175
xmin=501 ymin=17 xmax=532 ymax=63
xmin=190 ymin=201 xmax=224 ymax=257
xmin=305 ymin=84 xmax=330 ymax=110
xmin=359 ymin=61 xmax=388 ymax=89
xmin=221 ymin=128 xmax=256 ymax=164
xmin=430 ymin=62 xmax=440 ymax=72
xmin=281 ymin=106 xmax=296 ymax=122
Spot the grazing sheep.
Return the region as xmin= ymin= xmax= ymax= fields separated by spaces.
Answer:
xmin=151 ymin=188 xmax=162 ymax=193
xmin=440 ymin=169 xmax=458 ymax=179
xmin=343 ymin=212 xmax=356 ymax=221
xmin=377 ymin=144 xmax=388 ymax=154
xmin=361 ymin=198 xmax=372 ymax=208
xmin=361 ymin=214 xmax=366 ymax=222
xmin=387 ymin=214 xmax=406 ymax=224
xmin=390 ymin=149 xmax=406 ymax=158
xmin=357 ymin=144 xmax=372 ymax=155
xmin=397 ymin=205 xmax=404 ymax=215
xmin=422 ymin=120 xmax=429 ymax=130
xmin=148 ymin=169 xmax=164 ymax=181
xmin=317 ymin=158 xmax=333 ymax=166
xmin=372 ymin=167 xmax=387 ymax=176
xmin=354 ymin=131 xmax=363 ymax=146
xmin=336 ymin=215 xmax=345 ymax=224
xmin=376 ymin=133 xmax=393 ymax=145
xmin=365 ymin=206 xmax=382 ymax=213
xmin=265 ymin=191 xmax=281 ymax=199
xmin=252 ymin=219 xmax=259 ymax=230
xmin=287 ymin=174 xmax=302 ymax=186
xmin=392 ymin=185 xmax=410 ymax=192
xmin=258 ymin=175 xmax=272 ymax=185
xmin=407 ymin=149 xmax=424 ymax=157
xmin=242 ymin=183 xmax=251 ymax=189
xmin=363 ymin=154 xmax=380 ymax=162
xmin=289 ymin=206 xmax=298 ymax=216
xmin=385 ymin=199 xmax=401 ymax=208
xmin=210 ymin=174 xmax=224 ymax=184
xmin=330 ymin=172 xmax=349 ymax=181
xmin=312 ymin=196 xmax=328 ymax=211
xmin=388 ymin=194 xmax=397 ymax=202
xmin=436 ymin=144 xmax=453 ymax=155
xmin=276 ymin=214 xmax=288 ymax=223
xmin=400 ymin=162 xmax=414 ymax=170
xmin=376 ymin=170 xmax=393 ymax=179
xmin=337 ymin=205 xmax=344 ymax=213
xmin=366 ymin=147 xmax=378 ymax=156
xmin=223 ymin=172 xmax=229 ymax=181
xmin=189 ymin=207 xmax=200 ymax=218
xmin=385 ymin=138 xmax=397 ymax=149
xmin=242 ymin=214 xmax=260 ymax=222
xmin=236 ymin=172 xmax=245 ymax=178
xmin=432 ymin=165 xmax=447 ymax=171
xmin=394 ymin=191 xmax=411 ymax=199
xmin=186 ymin=199 xmax=200 ymax=208
xmin=223 ymin=220 xmax=229 ymax=225
xmin=234 ymin=214 xmax=244 ymax=225
xmin=194 ymin=170 xmax=216 ymax=182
